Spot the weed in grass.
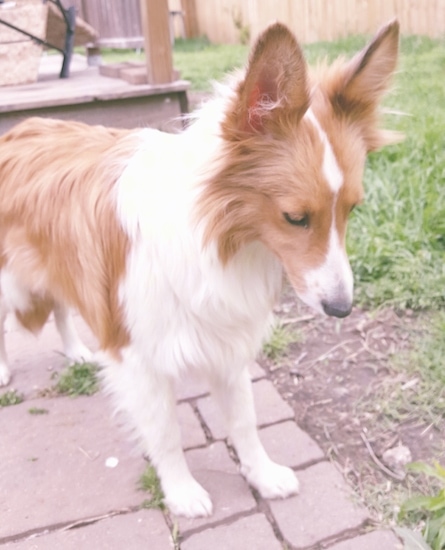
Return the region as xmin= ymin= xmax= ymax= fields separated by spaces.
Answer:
xmin=173 ymin=36 xmax=211 ymax=52
xmin=173 ymin=40 xmax=248 ymax=91
xmin=171 ymin=521 xmax=180 ymax=550
xmin=357 ymin=311 xmax=445 ymax=432
xmin=140 ymin=464 xmax=165 ymax=511
xmin=302 ymin=34 xmax=370 ymax=65
xmin=92 ymin=47 xmax=145 ymax=65
xmin=28 ymin=407 xmax=49 ymax=415
xmin=263 ymin=322 xmax=301 ymax=360
xmin=0 ymin=389 xmax=24 ymax=407
xmin=360 ymin=474 xmax=429 ymax=528
xmin=395 ymin=527 xmax=432 ymax=549
xmin=351 ymin=310 xmax=445 ymax=533
xmin=400 ymin=461 xmax=445 ymax=549
xmin=53 ymin=362 xmax=100 ymax=397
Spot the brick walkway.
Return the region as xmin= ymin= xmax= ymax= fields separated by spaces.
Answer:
xmin=0 ymin=317 xmax=402 ymax=549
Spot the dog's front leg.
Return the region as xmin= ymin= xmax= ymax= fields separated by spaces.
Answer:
xmin=101 ymin=352 xmax=212 ymax=518
xmin=53 ymin=303 xmax=92 ymax=364
xmin=0 ymin=305 xmax=11 ymax=386
xmin=210 ymin=367 xmax=299 ymax=499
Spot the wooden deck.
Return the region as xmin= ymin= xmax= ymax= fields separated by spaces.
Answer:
xmin=0 ymin=53 xmax=189 ymax=134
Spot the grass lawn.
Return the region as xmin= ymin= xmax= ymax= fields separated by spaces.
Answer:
xmin=100 ymin=37 xmax=249 ymax=91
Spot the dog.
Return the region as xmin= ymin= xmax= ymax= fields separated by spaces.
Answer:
xmin=0 ymin=20 xmax=400 ymax=517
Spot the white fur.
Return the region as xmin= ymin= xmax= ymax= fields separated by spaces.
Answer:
xmin=0 ymin=270 xmax=31 ymax=314
xmin=302 ymin=109 xmax=353 ymax=314
xmin=0 ymin=305 xmax=10 ymax=385
xmin=103 ymin=124 xmax=299 ymax=517
xmin=52 ymin=304 xmax=93 ymax=363
xmin=301 ymin=224 xmax=353 ymax=314
xmin=115 ymin=128 xmax=282 ymax=379
xmin=0 ymin=271 xmax=29 ymax=384
xmin=306 ymin=108 xmax=344 ymax=193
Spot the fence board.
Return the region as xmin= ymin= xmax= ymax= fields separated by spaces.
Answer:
xmin=182 ymin=0 xmax=199 ymax=38
xmin=71 ymin=0 xmax=445 ymax=48
xmin=72 ymin=0 xmax=143 ymax=47
xmin=194 ymin=0 xmax=445 ymax=43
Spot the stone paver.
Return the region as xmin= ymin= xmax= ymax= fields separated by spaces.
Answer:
xmin=0 ymin=316 xmax=403 ymax=549
xmin=179 ymin=442 xmax=256 ymax=532
xmin=0 ymin=395 xmax=145 ymax=539
xmin=175 ymin=361 xmax=265 ymax=402
xmin=269 ymin=461 xmax=368 ymax=547
xmin=249 ymin=361 xmax=267 ymax=380
xmin=328 ymin=529 xmax=403 ymax=550
xmin=258 ymin=420 xmax=324 ymax=467
xmin=181 ymin=514 xmax=282 ymax=550
xmin=196 ymin=378 xmax=294 ymax=440
xmin=178 ymin=402 xmax=207 ymax=449
xmin=175 ymin=374 xmax=209 ymax=402
xmin=1 ymin=510 xmax=171 ymax=550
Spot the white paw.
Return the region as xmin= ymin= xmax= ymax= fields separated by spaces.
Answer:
xmin=164 ymin=478 xmax=213 ymax=518
xmin=0 ymin=363 xmax=11 ymax=386
xmin=243 ymin=461 xmax=299 ymax=499
xmin=65 ymin=344 xmax=93 ymax=365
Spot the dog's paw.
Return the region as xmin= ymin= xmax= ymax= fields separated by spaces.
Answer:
xmin=66 ymin=344 xmax=94 ymax=365
xmin=244 ymin=461 xmax=299 ymax=500
xmin=165 ymin=478 xmax=213 ymax=518
xmin=0 ymin=363 xmax=11 ymax=386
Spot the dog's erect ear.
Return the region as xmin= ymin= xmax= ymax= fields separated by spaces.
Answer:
xmin=225 ymin=23 xmax=309 ymax=137
xmin=331 ymin=19 xmax=401 ymax=149
xmin=342 ymin=19 xmax=399 ymax=106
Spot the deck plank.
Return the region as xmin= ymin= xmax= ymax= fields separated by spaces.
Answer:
xmin=0 ymin=54 xmax=189 ymax=133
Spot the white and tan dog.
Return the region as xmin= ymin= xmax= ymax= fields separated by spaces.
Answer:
xmin=0 ymin=21 xmax=400 ymax=517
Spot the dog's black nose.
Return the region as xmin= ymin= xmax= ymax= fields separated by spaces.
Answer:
xmin=321 ymin=300 xmax=352 ymax=318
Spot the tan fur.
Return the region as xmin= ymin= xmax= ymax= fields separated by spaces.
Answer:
xmin=314 ymin=21 xmax=403 ymax=151
xmin=224 ymin=23 xmax=310 ymax=137
xmin=15 ymin=294 xmax=54 ymax=333
xmin=0 ymin=118 xmax=136 ymax=354
xmin=197 ymin=20 xmax=400 ymax=298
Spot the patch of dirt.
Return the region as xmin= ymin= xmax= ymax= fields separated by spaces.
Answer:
xmin=260 ymin=284 xmax=445 ymax=520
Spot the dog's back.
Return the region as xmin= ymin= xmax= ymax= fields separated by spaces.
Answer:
xmin=0 ymin=118 xmax=134 ymax=349
xmin=0 ymin=119 xmax=138 ymax=384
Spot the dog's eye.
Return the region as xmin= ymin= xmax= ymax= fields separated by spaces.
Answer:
xmin=283 ymin=212 xmax=309 ymax=228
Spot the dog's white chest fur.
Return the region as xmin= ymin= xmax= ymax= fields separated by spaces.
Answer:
xmin=115 ymin=131 xmax=282 ymax=378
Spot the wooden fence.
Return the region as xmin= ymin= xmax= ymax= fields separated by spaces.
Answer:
xmin=71 ymin=0 xmax=190 ymax=48
xmin=193 ymin=0 xmax=445 ymax=44
xmin=72 ymin=0 xmax=143 ymax=47
xmin=71 ymin=0 xmax=445 ymax=47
